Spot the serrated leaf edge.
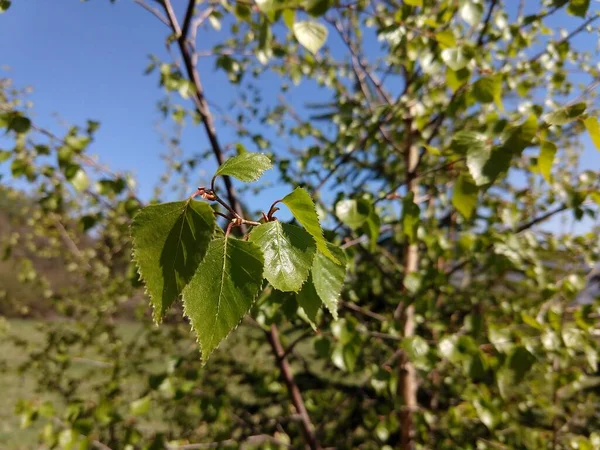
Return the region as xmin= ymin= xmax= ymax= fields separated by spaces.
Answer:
xmin=282 ymin=187 xmax=340 ymax=264
xmin=248 ymin=221 xmax=317 ymax=293
xmin=182 ymin=236 xmax=265 ymax=365
xmin=130 ymin=199 xmax=215 ymax=324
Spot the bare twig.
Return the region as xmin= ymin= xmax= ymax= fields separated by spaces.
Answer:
xmin=266 ymin=325 xmax=321 ymax=450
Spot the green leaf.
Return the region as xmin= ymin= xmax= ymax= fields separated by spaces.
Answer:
xmin=460 ymin=1 xmax=483 ymax=26
xmin=466 ymin=140 xmax=493 ymax=186
xmin=335 ymin=198 xmax=371 ymax=230
xmin=131 ymin=200 xmax=216 ymax=322
xmin=282 ymin=187 xmax=338 ymax=263
xmin=256 ymin=0 xmax=276 ymax=21
xmin=249 ymin=221 xmax=316 ymax=292
xmin=441 ymin=47 xmax=471 ymax=71
xmin=363 ymin=209 xmax=380 ymax=251
xmin=472 ymin=75 xmax=502 ymax=108
xmin=129 ymin=396 xmax=151 ymax=416
xmin=584 ymin=117 xmax=600 ymax=151
xmin=452 ymin=174 xmax=478 ymax=219
xmin=71 ymin=169 xmax=90 ymax=192
xmin=508 ymin=346 xmax=536 ymax=383
xmin=538 ymin=141 xmax=557 ymax=182
xmin=567 ymin=0 xmax=590 ymax=17
xmin=404 ymin=0 xmax=422 ymax=5
xmin=0 ymin=1 xmax=11 ymax=13
xmin=293 ymin=21 xmax=328 ymax=54
xmin=543 ymin=102 xmax=586 ymax=125
xmin=402 ymin=193 xmax=420 ymax=242
xmin=282 ymin=9 xmax=295 ymax=30
xmin=311 ymin=243 xmax=346 ymax=319
xmin=214 ymin=152 xmax=272 ymax=183
xmin=296 ymin=275 xmax=321 ymax=329
xmin=305 ymin=0 xmax=332 ymax=17
xmin=183 ymin=236 xmax=264 ymax=363
xmin=451 ymin=131 xmax=487 ymax=155
xmin=435 ymin=30 xmax=456 ymax=49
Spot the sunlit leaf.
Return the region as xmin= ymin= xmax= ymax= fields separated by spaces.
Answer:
xmin=452 ymin=174 xmax=478 ymax=219
xmin=293 ymin=21 xmax=328 ymax=54
xmin=538 ymin=140 xmax=557 ymax=182
xmin=183 ymin=236 xmax=264 ymax=362
xmin=214 ymin=152 xmax=272 ymax=182
xmin=249 ymin=221 xmax=316 ymax=292
xmin=131 ymin=200 xmax=216 ymax=322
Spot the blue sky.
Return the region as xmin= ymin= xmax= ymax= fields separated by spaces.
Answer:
xmin=1 ymin=0 xmax=599 ymax=231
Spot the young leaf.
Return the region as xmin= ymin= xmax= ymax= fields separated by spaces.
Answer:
xmin=249 ymin=221 xmax=316 ymax=292
xmin=441 ymin=47 xmax=471 ymax=71
xmin=538 ymin=141 xmax=557 ymax=182
xmin=131 ymin=200 xmax=216 ymax=322
xmin=451 ymin=131 xmax=487 ymax=155
xmin=214 ymin=152 xmax=272 ymax=183
xmin=293 ymin=21 xmax=328 ymax=54
xmin=543 ymin=102 xmax=586 ymax=125
xmin=281 ymin=187 xmax=339 ymax=263
xmin=183 ymin=236 xmax=264 ymax=363
xmin=311 ymin=243 xmax=347 ymax=320
xmin=335 ymin=198 xmax=371 ymax=230
xmin=452 ymin=174 xmax=478 ymax=219
xmin=466 ymin=143 xmax=493 ymax=186
xmin=584 ymin=117 xmax=600 ymax=151
xmin=460 ymin=1 xmax=483 ymax=26
xmin=567 ymin=0 xmax=590 ymax=17
xmin=472 ymin=75 xmax=502 ymax=109
xmin=402 ymin=193 xmax=420 ymax=242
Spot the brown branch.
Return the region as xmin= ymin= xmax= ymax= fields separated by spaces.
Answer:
xmin=158 ymin=0 xmax=244 ymax=218
xmin=180 ymin=0 xmax=196 ymax=41
xmin=139 ymin=5 xmax=320 ymax=450
xmin=133 ymin=0 xmax=169 ymax=26
xmin=266 ymin=325 xmax=321 ymax=450
xmin=476 ymin=0 xmax=498 ymax=47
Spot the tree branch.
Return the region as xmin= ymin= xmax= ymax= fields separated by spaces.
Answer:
xmin=266 ymin=325 xmax=321 ymax=450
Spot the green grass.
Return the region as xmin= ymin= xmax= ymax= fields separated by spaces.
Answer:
xmin=0 ymin=320 xmax=47 ymax=449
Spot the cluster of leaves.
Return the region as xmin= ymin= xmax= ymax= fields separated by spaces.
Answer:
xmin=131 ymin=152 xmax=347 ymax=362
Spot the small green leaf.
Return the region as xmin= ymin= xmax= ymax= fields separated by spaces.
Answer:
xmin=435 ymin=30 xmax=456 ymax=49
xmin=71 ymin=169 xmax=90 ymax=192
xmin=441 ymin=47 xmax=471 ymax=71
xmin=183 ymin=236 xmax=264 ymax=363
xmin=452 ymin=174 xmax=478 ymax=219
xmin=282 ymin=9 xmax=295 ymax=30
xmin=543 ymin=102 xmax=586 ymax=125
xmin=130 ymin=396 xmax=151 ymax=416
xmin=282 ymin=187 xmax=338 ymax=263
xmin=584 ymin=117 xmax=600 ymax=151
xmin=466 ymin=141 xmax=493 ymax=186
xmin=335 ymin=198 xmax=371 ymax=230
xmin=305 ymin=0 xmax=332 ymax=17
xmin=311 ymin=243 xmax=346 ymax=319
xmin=249 ymin=221 xmax=316 ymax=292
xmin=402 ymin=193 xmax=420 ymax=242
xmin=256 ymin=0 xmax=276 ymax=21
xmin=131 ymin=200 xmax=216 ymax=322
xmin=567 ymin=0 xmax=590 ymax=17
xmin=538 ymin=141 xmax=557 ymax=182
xmin=460 ymin=1 xmax=484 ymax=26
xmin=214 ymin=152 xmax=272 ymax=183
xmin=404 ymin=0 xmax=422 ymax=5
xmin=472 ymin=75 xmax=502 ymax=108
xmin=293 ymin=21 xmax=328 ymax=54
xmin=0 ymin=1 xmax=11 ymax=13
